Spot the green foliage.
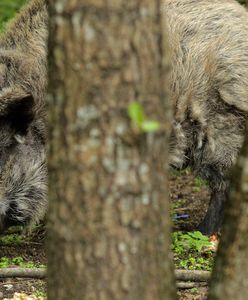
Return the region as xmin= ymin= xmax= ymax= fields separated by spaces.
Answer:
xmin=0 ymin=256 xmax=44 ymax=268
xmin=0 ymin=233 xmax=24 ymax=244
xmin=189 ymin=288 xmax=198 ymax=295
xmin=177 ymin=255 xmax=213 ymax=271
xmin=172 ymin=231 xmax=211 ymax=253
xmin=0 ymin=257 xmax=9 ymax=268
xmin=0 ymin=0 xmax=27 ymax=32
xmin=128 ymin=102 xmax=161 ymax=133
xmin=172 ymin=231 xmax=214 ymax=271
xmin=34 ymin=290 xmax=46 ymax=298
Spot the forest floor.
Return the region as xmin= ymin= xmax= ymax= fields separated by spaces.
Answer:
xmin=0 ymin=169 xmax=212 ymax=300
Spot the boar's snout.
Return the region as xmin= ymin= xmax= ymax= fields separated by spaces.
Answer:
xmin=0 ymin=202 xmax=31 ymax=234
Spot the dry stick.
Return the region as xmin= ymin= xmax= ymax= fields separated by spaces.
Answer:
xmin=0 ymin=268 xmax=46 ymax=279
xmin=175 ymin=270 xmax=211 ymax=282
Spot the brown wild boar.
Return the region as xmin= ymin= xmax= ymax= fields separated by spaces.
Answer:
xmin=1 ymin=0 xmax=248 ymax=236
xmin=165 ymin=0 xmax=248 ymax=234
xmin=0 ymin=0 xmax=48 ymax=232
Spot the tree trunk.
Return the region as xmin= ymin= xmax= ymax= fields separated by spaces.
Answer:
xmin=208 ymin=2 xmax=248 ymax=298
xmin=208 ymin=128 xmax=248 ymax=299
xmin=47 ymin=1 xmax=176 ymax=299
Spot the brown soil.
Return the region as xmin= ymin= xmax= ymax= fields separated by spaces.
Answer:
xmin=169 ymin=169 xmax=210 ymax=231
xmin=179 ymin=287 xmax=208 ymax=300
xmin=0 ymin=244 xmax=46 ymax=299
xmin=0 ymin=169 xmax=210 ymax=300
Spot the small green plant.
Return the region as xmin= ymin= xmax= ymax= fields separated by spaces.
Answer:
xmin=0 ymin=233 xmax=24 ymax=244
xmin=128 ymin=101 xmax=161 ymax=133
xmin=190 ymin=288 xmax=198 ymax=294
xmin=0 ymin=256 xmax=44 ymax=268
xmin=34 ymin=290 xmax=46 ymax=298
xmin=12 ymin=256 xmax=24 ymax=265
xmin=178 ymin=255 xmax=212 ymax=271
xmin=172 ymin=231 xmax=211 ymax=253
xmin=172 ymin=231 xmax=214 ymax=271
xmin=0 ymin=257 xmax=10 ymax=268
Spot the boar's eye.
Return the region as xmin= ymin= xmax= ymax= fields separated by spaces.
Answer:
xmin=0 ymin=87 xmax=35 ymax=135
xmin=5 ymin=95 xmax=34 ymax=135
xmin=14 ymin=134 xmax=26 ymax=144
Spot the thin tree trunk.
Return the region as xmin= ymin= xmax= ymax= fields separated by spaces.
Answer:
xmin=208 ymin=131 xmax=248 ymax=298
xmin=47 ymin=1 xmax=176 ymax=299
xmin=208 ymin=5 xmax=248 ymax=300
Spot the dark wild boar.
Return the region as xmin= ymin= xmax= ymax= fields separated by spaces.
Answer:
xmin=0 ymin=0 xmax=48 ymax=232
xmin=1 ymin=0 xmax=248 ymax=236
xmin=165 ymin=0 xmax=248 ymax=234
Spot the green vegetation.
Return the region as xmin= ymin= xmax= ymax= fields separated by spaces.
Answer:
xmin=172 ymin=231 xmax=211 ymax=253
xmin=0 ymin=0 xmax=27 ymax=31
xmin=0 ymin=256 xmax=45 ymax=268
xmin=172 ymin=231 xmax=214 ymax=271
xmin=189 ymin=288 xmax=198 ymax=295
xmin=34 ymin=290 xmax=46 ymax=298
xmin=0 ymin=233 xmax=24 ymax=244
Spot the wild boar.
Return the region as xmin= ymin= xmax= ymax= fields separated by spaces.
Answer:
xmin=165 ymin=0 xmax=248 ymax=234
xmin=0 ymin=0 xmax=48 ymax=232
xmin=1 ymin=0 xmax=247 ymax=236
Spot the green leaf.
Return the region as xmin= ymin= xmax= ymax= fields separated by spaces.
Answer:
xmin=141 ymin=120 xmax=161 ymax=132
xmin=189 ymin=231 xmax=209 ymax=241
xmin=128 ymin=102 xmax=145 ymax=127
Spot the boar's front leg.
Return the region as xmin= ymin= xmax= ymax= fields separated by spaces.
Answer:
xmin=197 ymin=188 xmax=227 ymax=235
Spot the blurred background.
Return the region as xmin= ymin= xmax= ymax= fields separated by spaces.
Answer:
xmin=0 ymin=0 xmax=27 ymax=31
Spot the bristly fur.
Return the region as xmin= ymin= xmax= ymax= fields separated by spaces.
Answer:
xmin=0 ymin=0 xmax=48 ymax=232
xmin=0 ymin=0 xmax=48 ymax=112
xmin=1 ymin=0 xmax=248 ymax=234
xmin=165 ymin=0 xmax=248 ymax=233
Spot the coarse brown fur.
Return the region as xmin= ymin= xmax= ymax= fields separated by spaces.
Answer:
xmin=0 ymin=0 xmax=48 ymax=232
xmin=1 ymin=0 xmax=248 ymax=235
xmin=165 ymin=0 xmax=248 ymax=233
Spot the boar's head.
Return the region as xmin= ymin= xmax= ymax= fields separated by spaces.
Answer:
xmin=0 ymin=0 xmax=48 ymax=233
xmin=0 ymin=86 xmax=47 ymax=233
xmin=0 ymin=87 xmax=46 ymax=231
xmin=0 ymin=46 xmax=47 ymax=233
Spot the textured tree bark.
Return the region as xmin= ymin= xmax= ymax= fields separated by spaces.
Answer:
xmin=47 ymin=1 xmax=176 ymax=299
xmin=208 ymin=131 xmax=248 ymax=299
xmin=208 ymin=5 xmax=248 ymax=300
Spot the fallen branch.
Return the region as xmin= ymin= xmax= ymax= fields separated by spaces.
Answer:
xmin=0 ymin=268 xmax=46 ymax=279
xmin=0 ymin=268 xmax=210 ymax=282
xmin=175 ymin=270 xmax=211 ymax=282
xmin=177 ymin=281 xmax=208 ymax=289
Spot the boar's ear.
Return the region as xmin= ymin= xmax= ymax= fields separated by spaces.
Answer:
xmin=0 ymin=87 xmax=34 ymax=135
